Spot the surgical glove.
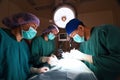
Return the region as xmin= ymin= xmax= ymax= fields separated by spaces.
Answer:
xmin=70 ymin=48 xmax=93 ymax=63
xmin=69 ymin=48 xmax=85 ymax=60
xmin=37 ymin=67 xmax=49 ymax=73
xmin=41 ymin=57 xmax=49 ymax=63
xmin=47 ymin=55 xmax=59 ymax=66
xmin=30 ymin=67 xmax=49 ymax=73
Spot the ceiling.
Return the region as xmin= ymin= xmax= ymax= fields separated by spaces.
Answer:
xmin=2 ymin=0 xmax=119 ymax=20
xmin=1 ymin=0 xmax=120 ymax=30
xmin=9 ymin=0 xmax=95 ymax=18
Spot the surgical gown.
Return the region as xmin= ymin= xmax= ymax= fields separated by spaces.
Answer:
xmin=0 ymin=28 xmax=30 ymax=80
xmin=79 ymin=24 xmax=120 ymax=80
xmin=31 ymin=36 xmax=56 ymax=68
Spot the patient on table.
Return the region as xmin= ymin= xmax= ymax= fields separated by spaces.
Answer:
xmin=29 ymin=49 xmax=97 ymax=80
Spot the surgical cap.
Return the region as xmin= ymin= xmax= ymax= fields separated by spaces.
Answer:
xmin=65 ymin=18 xmax=84 ymax=35
xmin=2 ymin=12 xmax=40 ymax=28
xmin=42 ymin=24 xmax=59 ymax=34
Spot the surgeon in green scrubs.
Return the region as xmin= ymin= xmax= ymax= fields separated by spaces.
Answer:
xmin=65 ymin=18 xmax=120 ymax=80
xmin=0 ymin=12 xmax=40 ymax=80
xmin=30 ymin=24 xmax=59 ymax=74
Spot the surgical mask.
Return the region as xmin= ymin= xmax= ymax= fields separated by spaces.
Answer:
xmin=22 ymin=27 xmax=37 ymax=40
xmin=73 ymin=34 xmax=85 ymax=43
xmin=48 ymin=32 xmax=55 ymax=40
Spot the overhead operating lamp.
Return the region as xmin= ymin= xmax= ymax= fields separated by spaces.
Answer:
xmin=53 ymin=5 xmax=76 ymax=28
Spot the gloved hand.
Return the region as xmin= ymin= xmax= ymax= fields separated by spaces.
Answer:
xmin=47 ymin=55 xmax=59 ymax=66
xmin=40 ymin=55 xmax=59 ymax=66
xmin=37 ymin=67 xmax=49 ymax=73
xmin=30 ymin=67 xmax=49 ymax=73
xmin=41 ymin=57 xmax=49 ymax=63
xmin=69 ymin=48 xmax=85 ymax=60
xmin=62 ymin=48 xmax=93 ymax=63
xmin=70 ymin=48 xmax=93 ymax=63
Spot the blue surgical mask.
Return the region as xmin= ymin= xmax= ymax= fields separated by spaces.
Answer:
xmin=48 ymin=32 xmax=55 ymax=40
xmin=73 ymin=34 xmax=85 ymax=43
xmin=22 ymin=27 xmax=37 ymax=40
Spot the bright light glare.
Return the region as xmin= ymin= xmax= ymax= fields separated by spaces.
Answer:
xmin=54 ymin=7 xmax=75 ymax=28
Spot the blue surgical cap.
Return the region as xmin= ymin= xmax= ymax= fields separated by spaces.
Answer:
xmin=65 ymin=18 xmax=84 ymax=35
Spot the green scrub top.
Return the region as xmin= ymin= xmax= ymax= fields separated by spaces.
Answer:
xmin=31 ymin=36 xmax=56 ymax=67
xmin=0 ymin=28 xmax=30 ymax=80
xmin=79 ymin=24 xmax=120 ymax=80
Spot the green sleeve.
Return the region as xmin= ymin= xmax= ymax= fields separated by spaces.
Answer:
xmin=0 ymin=32 xmax=3 ymax=78
xmin=0 ymin=29 xmax=30 ymax=80
xmin=31 ymin=36 xmax=56 ymax=68
xmin=93 ymin=25 xmax=120 ymax=72
xmin=31 ymin=36 xmax=42 ymax=66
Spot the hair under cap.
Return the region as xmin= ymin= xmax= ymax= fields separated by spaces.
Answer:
xmin=2 ymin=12 xmax=40 ymax=28
xmin=42 ymin=24 xmax=59 ymax=34
xmin=65 ymin=18 xmax=84 ymax=35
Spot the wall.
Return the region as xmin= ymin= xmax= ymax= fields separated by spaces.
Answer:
xmin=113 ymin=1 xmax=120 ymax=26
xmin=75 ymin=0 xmax=120 ymax=26
xmin=78 ymin=10 xmax=114 ymax=27
xmin=0 ymin=0 xmax=120 ymax=29
xmin=0 ymin=0 xmax=22 ymax=27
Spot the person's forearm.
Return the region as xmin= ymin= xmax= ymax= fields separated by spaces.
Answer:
xmin=40 ymin=57 xmax=48 ymax=63
xmin=83 ymin=54 xmax=93 ymax=63
xmin=30 ymin=67 xmax=38 ymax=73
